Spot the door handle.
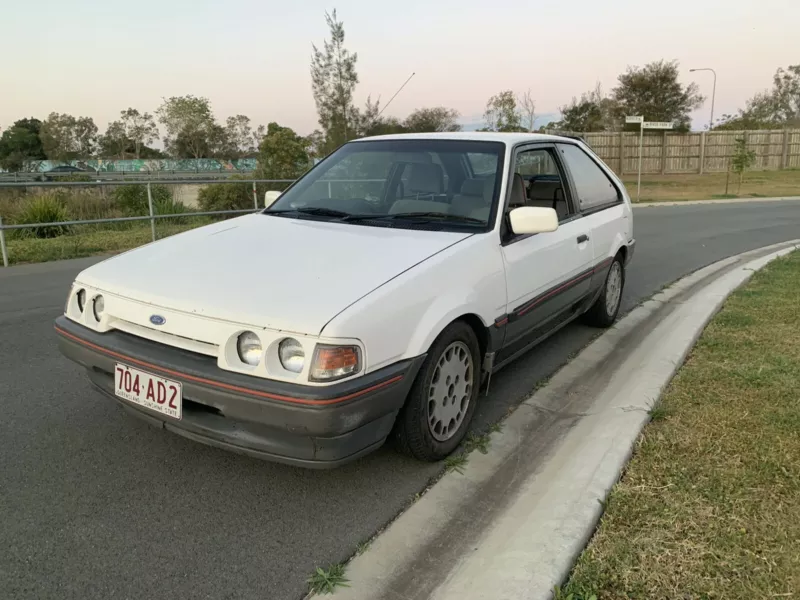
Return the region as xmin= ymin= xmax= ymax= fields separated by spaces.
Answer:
xmin=577 ymin=234 xmax=590 ymax=244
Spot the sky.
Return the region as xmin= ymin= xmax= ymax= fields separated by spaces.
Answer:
xmin=2 ymin=0 xmax=798 ymax=135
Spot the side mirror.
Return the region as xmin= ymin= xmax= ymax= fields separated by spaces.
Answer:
xmin=508 ymin=206 xmax=558 ymax=235
xmin=264 ymin=190 xmax=282 ymax=208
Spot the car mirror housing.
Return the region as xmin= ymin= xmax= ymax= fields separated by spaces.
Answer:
xmin=508 ymin=206 xmax=559 ymax=235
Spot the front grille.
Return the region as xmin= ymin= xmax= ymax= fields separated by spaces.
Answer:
xmin=111 ymin=319 xmax=219 ymax=357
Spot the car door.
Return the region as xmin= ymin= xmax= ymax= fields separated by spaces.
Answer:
xmin=556 ymin=143 xmax=628 ymax=294
xmin=498 ymin=144 xmax=595 ymax=356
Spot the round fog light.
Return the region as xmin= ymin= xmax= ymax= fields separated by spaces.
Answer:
xmin=237 ymin=332 xmax=262 ymax=366
xmin=279 ymin=338 xmax=305 ymax=373
xmin=93 ymin=295 xmax=105 ymax=321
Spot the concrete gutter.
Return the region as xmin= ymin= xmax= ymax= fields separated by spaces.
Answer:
xmin=634 ymin=195 xmax=800 ymax=207
xmin=329 ymin=239 xmax=800 ymax=600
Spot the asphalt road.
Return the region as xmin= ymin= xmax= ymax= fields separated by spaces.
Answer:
xmin=2 ymin=200 xmax=800 ymax=600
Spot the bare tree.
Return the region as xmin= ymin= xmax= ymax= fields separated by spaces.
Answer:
xmin=518 ymin=89 xmax=537 ymax=132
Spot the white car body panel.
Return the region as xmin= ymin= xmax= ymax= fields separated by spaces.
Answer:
xmin=66 ymin=132 xmax=633 ymax=388
xmin=500 ymin=217 xmax=594 ymax=312
xmin=76 ymin=214 xmax=470 ymax=335
xmin=321 ymin=235 xmax=507 ymax=370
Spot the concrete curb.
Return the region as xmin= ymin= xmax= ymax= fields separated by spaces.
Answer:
xmin=633 ymin=195 xmax=800 ymax=208
xmin=328 ymin=239 xmax=800 ymax=600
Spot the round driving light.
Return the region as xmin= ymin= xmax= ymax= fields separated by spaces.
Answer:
xmin=237 ymin=332 xmax=263 ymax=366
xmin=279 ymin=338 xmax=305 ymax=373
xmin=77 ymin=289 xmax=86 ymax=313
xmin=92 ymin=295 xmax=105 ymax=321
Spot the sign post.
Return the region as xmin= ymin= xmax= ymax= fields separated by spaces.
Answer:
xmin=626 ymin=116 xmax=644 ymax=202
xmin=626 ymin=117 xmax=673 ymax=202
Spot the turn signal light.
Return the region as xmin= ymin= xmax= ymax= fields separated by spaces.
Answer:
xmin=310 ymin=345 xmax=360 ymax=381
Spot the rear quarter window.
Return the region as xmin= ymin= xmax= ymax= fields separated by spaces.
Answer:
xmin=557 ymin=144 xmax=620 ymax=211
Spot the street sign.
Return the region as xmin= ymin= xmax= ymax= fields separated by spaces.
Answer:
xmin=625 ymin=115 xmax=644 ymax=124
xmin=643 ymin=121 xmax=673 ymax=129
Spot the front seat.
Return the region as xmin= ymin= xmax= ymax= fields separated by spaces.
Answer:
xmin=390 ymin=162 xmax=448 ymax=214
xmin=406 ymin=163 xmax=444 ymax=196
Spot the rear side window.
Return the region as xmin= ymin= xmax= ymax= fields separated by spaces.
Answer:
xmin=557 ymin=144 xmax=619 ymax=211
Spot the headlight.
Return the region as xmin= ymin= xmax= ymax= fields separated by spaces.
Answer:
xmin=77 ymin=289 xmax=86 ymax=313
xmin=92 ymin=295 xmax=105 ymax=321
xmin=310 ymin=345 xmax=361 ymax=381
xmin=237 ymin=332 xmax=263 ymax=366
xmin=279 ymin=338 xmax=305 ymax=373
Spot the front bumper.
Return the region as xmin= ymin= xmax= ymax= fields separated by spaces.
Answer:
xmin=55 ymin=316 xmax=424 ymax=468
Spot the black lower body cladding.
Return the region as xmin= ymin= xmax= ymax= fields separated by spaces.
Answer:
xmin=55 ymin=316 xmax=425 ymax=468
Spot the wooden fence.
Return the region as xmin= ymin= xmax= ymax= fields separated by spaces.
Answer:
xmin=564 ymin=129 xmax=800 ymax=176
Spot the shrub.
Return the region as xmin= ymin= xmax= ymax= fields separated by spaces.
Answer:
xmin=13 ymin=193 xmax=72 ymax=238
xmin=58 ymin=174 xmax=93 ymax=182
xmin=112 ymin=184 xmax=173 ymax=216
xmin=197 ymin=179 xmax=254 ymax=213
xmin=153 ymin=197 xmax=191 ymax=225
xmin=62 ymin=190 xmax=119 ymax=221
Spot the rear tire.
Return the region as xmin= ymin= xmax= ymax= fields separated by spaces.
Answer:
xmin=393 ymin=321 xmax=481 ymax=461
xmin=583 ymin=255 xmax=625 ymax=328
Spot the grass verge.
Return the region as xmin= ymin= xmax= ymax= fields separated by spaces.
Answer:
xmin=562 ymin=250 xmax=800 ymax=599
xmin=4 ymin=219 xmax=215 ymax=265
xmin=621 ymin=168 xmax=800 ymax=202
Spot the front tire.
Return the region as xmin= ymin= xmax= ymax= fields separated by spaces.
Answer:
xmin=583 ymin=255 xmax=625 ymax=328
xmin=393 ymin=321 xmax=481 ymax=461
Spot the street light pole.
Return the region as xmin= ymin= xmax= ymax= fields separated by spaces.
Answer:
xmin=690 ymin=68 xmax=717 ymax=130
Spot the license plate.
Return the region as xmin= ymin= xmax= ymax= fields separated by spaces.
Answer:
xmin=114 ymin=363 xmax=182 ymax=419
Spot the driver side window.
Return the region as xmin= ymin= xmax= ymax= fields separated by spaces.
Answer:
xmin=509 ymin=147 xmax=574 ymax=223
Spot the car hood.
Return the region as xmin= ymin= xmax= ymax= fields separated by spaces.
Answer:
xmin=77 ymin=214 xmax=471 ymax=335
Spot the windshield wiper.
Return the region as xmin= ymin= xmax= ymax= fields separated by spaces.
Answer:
xmin=343 ymin=212 xmax=485 ymax=225
xmin=264 ymin=207 xmax=352 ymax=219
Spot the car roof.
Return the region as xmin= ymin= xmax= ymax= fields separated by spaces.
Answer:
xmin=350 ymin=131 xmax=578 ymax=146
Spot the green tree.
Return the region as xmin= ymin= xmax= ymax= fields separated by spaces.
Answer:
xmin=554 ymin=84 xmax=618 ymax=132
xmin=311 ymin=10 xmax=359 ymax=153
xmin=120 ymin=108 xmax=158 ymax=158
xmin=482 ymin=91 xmax=523 ymax=132
xmin=256 ymin=122 xmax=310 ymax=184
xmin=612 ymin=60 xmax=704 ymax=131
xmin=98 ymin=120 xmax=129 ymax=158
xmin=156 ymin=95 xmax=219 ymax=158
xmin=39 ymin=113 xmax=98 ymax=161
xmin=0 ymin=117 xmax=46 ymax=171
xmin=731 ymin=136 xmax=756 ymax=194
xmin=75 ymin=117 xmax=98 ymax=158
xmin=252 ymin=124 xmax=266 ymax=153
xmin=716 ymin=64 xmax=800 ymax=130
xmin=404 ymin=107 xmax=461 ymax=133
xmin=224 ymin=115 xmax=257 ymax=157
xmin=555 ymin=96 xmax=603 ymax=132
xmin=362 ymin=116 xmax=408 ymax=137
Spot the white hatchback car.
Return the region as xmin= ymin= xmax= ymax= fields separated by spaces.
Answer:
xmin=56 ymin=133 xmax=634 ymax=467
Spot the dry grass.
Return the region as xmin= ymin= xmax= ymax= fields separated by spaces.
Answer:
xmin=564 ymin=250 xmax=800 ymax=599
xmin=621 ymin=169 xmax=800 ymax=202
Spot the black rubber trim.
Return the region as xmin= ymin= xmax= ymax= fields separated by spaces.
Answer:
xmin=493 ymin=315 xmax=509 ymax=328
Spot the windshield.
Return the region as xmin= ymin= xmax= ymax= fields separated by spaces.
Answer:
xmin=266 ymin=139 xmax=505 ymax=231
